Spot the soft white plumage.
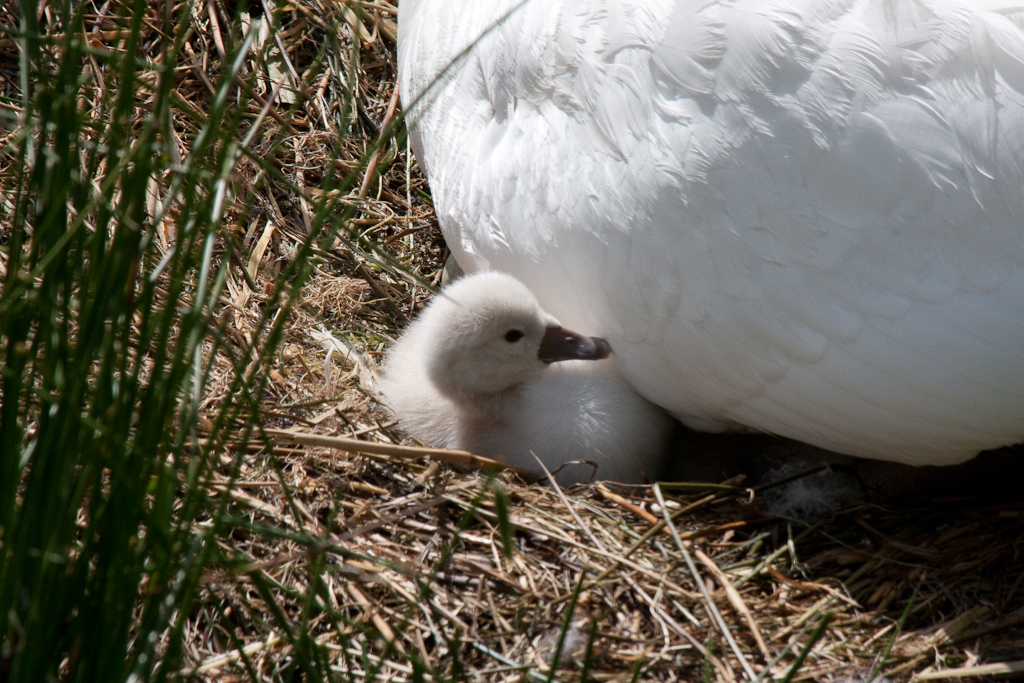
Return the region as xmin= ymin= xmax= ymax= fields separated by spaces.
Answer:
xmin=380 ymin=272 xmax=673 ymax=484
xmin=398 ymin=0 xmax=1024 ymax=466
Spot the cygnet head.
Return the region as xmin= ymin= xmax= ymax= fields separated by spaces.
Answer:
xmin=420 ymin=272 xmax=611 ymax=402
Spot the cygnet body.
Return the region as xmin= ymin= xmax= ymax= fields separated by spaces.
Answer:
xmin=380 ymin=272 xmax=673 ymax=484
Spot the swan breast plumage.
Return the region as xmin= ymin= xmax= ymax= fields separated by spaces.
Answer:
xmin=398 ymin=0 xmax=1024 ymax=466
xmin=380 ymin=272 xmax=673 ymax=484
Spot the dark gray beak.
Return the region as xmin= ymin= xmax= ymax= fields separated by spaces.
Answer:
xmin=538 ymin=325 xmax=612 ymax=363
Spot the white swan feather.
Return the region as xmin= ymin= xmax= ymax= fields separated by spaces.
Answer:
xmin=398 ymin=0 xmax=1024 ymax=466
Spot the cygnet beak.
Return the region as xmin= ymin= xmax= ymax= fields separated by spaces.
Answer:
xmin=538 ymin=325 xmax=612 ymax=363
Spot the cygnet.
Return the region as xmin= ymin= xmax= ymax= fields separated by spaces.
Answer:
xmin=380 ymin=272 xmax=673 ymax=484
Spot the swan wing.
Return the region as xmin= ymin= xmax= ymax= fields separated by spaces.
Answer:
xmin=399 ymin=0 xmax=1024 ymax=464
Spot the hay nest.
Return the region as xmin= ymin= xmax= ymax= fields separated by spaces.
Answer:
xmin=184 ymin=3 xmax=1024 ymax=679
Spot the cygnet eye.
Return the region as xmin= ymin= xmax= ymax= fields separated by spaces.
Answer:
xmin=504 ymin=329 xmax=524 ymax=343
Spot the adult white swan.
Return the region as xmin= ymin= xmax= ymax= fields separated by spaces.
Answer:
xmin=397 ymin=0 xmax=1024 ymax=466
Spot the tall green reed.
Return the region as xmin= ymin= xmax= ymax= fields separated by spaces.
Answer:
xmin=0 ymin=0 xmax=386 ymax=679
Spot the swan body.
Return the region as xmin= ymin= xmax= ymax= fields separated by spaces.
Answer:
xmin=398 ymin=0 xmax=1024 ymax=466
xmin=380 ymin=272 xmax=673 ymax=484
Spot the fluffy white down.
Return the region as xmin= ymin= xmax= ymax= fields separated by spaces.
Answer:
xmin=398 ymin=0 xmax=1024 ymax=466
xmin=380 ymin=272 xmax=673 ymax=484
